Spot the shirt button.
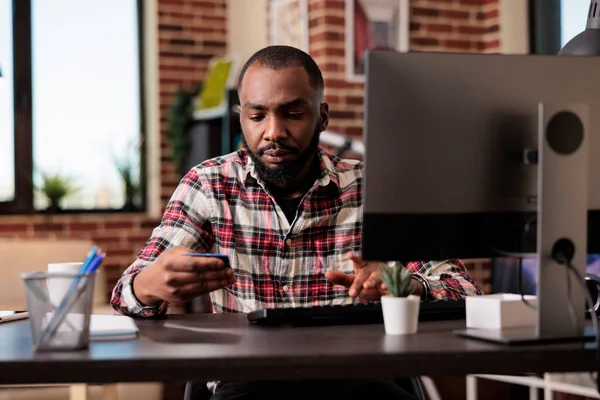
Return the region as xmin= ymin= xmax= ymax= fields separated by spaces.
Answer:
xmin=286 ymin=239 xmax=292 ymax=245
xmin=282 ymin=285 xmax=289 ymax=292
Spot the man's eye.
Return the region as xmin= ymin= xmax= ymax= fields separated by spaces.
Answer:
xmin=288 ymin=113 xmax=303 ymax=119
xmin=249 ymin=115 xmax=264 ymax=122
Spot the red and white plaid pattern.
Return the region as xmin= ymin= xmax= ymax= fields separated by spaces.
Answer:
xmin=111 ymin=148 xmax=482 ymax=317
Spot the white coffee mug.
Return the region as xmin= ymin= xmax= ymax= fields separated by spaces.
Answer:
xmin=47 ymin=262 xmax=85 ymax=313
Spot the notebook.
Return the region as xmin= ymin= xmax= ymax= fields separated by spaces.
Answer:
xmin=90 ymin=314 xmax=139 ymax=341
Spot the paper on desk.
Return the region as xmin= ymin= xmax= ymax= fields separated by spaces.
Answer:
xmin=90 ymin=314 xmax=139 ymax=341
xmin=42 ymin=313 xmax=139 ymax=341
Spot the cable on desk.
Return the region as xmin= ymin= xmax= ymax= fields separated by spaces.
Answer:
xmin=517 ymin=257 xmax=536 ymax=310
xmin=551 ymin=239 xmax=599 ymax=394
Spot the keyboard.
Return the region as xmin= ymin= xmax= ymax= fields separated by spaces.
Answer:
xmin=247 ymin=298 xmax=466 ymax=327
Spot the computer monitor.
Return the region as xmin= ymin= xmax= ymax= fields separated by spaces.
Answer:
xmin=361 ymin=50 xmax=600 ymax=344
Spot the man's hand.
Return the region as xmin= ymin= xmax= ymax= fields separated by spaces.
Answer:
xmin=325 ymin=253 xmax=425 ymax=301
xmin=325 ymin=253 xmax=388 ymax=302
xmin=132 ymin=246 xmax=236 ymax=306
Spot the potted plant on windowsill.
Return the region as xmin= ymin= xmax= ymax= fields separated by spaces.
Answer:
xmin=379 ymin=262 xmax=421 ymax=335
xmin=36 ymin=173 xmax=78 ymax=213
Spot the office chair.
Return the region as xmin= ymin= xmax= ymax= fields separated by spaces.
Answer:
xmin=183 ymin=378 xmax=426 ymax=400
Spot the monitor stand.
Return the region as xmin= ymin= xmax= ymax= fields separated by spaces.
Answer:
xmin=455 ymin=103 xmax=591 ymax=345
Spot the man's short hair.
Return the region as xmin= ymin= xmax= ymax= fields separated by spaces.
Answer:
xmin=237 ymin=45 xmax=324 ymax=96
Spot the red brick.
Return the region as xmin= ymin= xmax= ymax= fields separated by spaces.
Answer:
xmin=0 ymin=224 xmax=28 ymax=233
xmin=346 ymin=127 xmax=363 ymax=136
xmin=141 ymin=220 xmax=162 ymax=230
xmin=68 ymin=222 xmax=100 ymax=231
xmin=324 ymin=79 xmax=354 ymax=89
xmin=428 ymin=23 xmax=454 ymax=33
xmin=476 ymin=9 xmax=499 ymax=20
xmin=412 ymin=37 xmax=440 ymax=46
xmin=346 ymin=96 xmax=363 ymax=105
xmin=311 ymin=47 xmax=345 ymax=58
xmin=486 ymin=24 xmax=500 ymax=33
xmin=322 ymin=0 xmax=344 ymax=10
xmin=412 ymin=7 xmax=440 ymax=17
xmin=91 ymin=233 xmax=122 ymax=244
xmin=329 ymin=110 xmax=356 ymax=119
xmin=190 ymin=1 xmax=218 ymax=7
xmin=310 ymin=31 xmax=344 ymax=42
xmin=475 ymin=39 xmax=501 ymax=50
xmin=458 ymin=26 xmax=487 ymax=35
xmin=33 ymin=223 xmax=65 ymax=233
xmin=443 ymin=10 xmax=470 ymax=19
xmin=104 ymin=221 xmax=135 ymax=230
xmin=445 ymin=39 xmax=472 ymax=50
xmin=167 ymin=12 xmax=194 ymax=19
xmin=201 ymin=15 xmax=226 ymax=22
xmin=459 ymin=0 xmax=496 ymax=4
xmin=158 ymin=24 xmax=183 ymax=31
xmin=190 ymin=26 xmax=226 ymax=34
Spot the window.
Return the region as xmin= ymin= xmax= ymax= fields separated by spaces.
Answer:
xmin=0 ymin=0 xmax=14 ymax=203
xmin=561 ymin=0 xmax=590 ymax=47
xmin=0 ymin=0 xmax=145 ymax=214
xmin=528 ymin=0 xmax=589 ymax=54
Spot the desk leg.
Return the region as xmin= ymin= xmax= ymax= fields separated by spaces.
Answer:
xmin=466 ymin=375 xmax=477 ymax=400
xmin=69 ymin=384 xmax=89 ymax=400
xmin=101 ymin=384 xmax=118 ymax=400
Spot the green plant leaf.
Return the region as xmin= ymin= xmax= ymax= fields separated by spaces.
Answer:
xmin=378 ymin=261 xmax=414 ymax=297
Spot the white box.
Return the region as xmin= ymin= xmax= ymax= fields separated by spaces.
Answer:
xmin=466 ymin=294 xmax=538 ymax=329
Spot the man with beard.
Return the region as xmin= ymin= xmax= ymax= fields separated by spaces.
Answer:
xmin=111 ymin=45 xmax=482 ymax=399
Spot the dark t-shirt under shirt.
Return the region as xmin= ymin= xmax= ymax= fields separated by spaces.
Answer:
xmin=276 ymin=196 xmax=303 ymax=224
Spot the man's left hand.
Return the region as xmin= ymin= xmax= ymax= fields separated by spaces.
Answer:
xmin=325 ymin=253 xmax=388 ymax=302
xmin=325 ymin=253 xmax=425 ymax=302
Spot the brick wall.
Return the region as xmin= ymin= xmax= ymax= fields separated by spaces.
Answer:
xmin=308 ymin=0 xmax=500 ymax=140
xmin=0 ymin=0 xmax=228 ymax=301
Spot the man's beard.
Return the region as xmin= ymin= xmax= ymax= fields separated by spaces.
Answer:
xmin=242 ymin=127 xmax=321 ymax=186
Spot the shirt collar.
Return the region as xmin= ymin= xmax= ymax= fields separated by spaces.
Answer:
xmin=240 ymin=147 xmax=341 ymax=192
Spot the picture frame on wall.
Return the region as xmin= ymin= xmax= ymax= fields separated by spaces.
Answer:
xmin=345 ymin=0 xmax=410 ymax=82
xmin=269 ymin=0 xmax=310 ymax=53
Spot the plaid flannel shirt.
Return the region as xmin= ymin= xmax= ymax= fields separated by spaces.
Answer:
xmin=111 ymin=148 xmax=483 ymax=317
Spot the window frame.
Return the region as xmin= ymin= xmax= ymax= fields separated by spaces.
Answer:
xmin=528 ymin=0 xmax=563 ymax=55
xmin=0 ymin=0 xmax=147 ymax=215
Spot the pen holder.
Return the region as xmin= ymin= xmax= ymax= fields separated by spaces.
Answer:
xmin=21 ymin=271 xmax=96 ymax=351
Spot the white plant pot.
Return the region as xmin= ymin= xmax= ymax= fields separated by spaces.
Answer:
xmin=381 ymin=294 xmax=421 ymax=335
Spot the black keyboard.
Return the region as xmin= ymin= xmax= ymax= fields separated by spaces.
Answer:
xmin=247 ymin=298 xmax=466 ymax=327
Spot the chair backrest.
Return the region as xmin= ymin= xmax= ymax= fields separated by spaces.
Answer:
xmin=0 ymin=238 xmax=106 ymax=310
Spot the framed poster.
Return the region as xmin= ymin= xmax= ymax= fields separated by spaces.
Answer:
xmin=269 ymin=0 xmax=310 ymax=52
xmin=345 ymin=0 xmax=409 ymax=82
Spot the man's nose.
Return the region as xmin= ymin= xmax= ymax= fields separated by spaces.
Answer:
xmin=264 ymin=116 xmax=288 ymax=142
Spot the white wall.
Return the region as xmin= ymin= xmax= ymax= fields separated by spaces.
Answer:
xmin=227 ymin=0 xmax=269 ymax=70
xmin=500 ymin=0 xmax=530 ymax=54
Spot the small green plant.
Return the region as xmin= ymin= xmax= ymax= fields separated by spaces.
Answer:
xmin=166 ymin=84 xmax=202 ymax=176
xmin=379 ymin=262 xmax=416 ymax=298
xmin=112 ymin=138 xmax=142 ymax=211
xmin=36 ymin=173 xmax=78 ymax=211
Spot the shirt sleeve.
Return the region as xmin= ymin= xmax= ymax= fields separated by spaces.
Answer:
xmin=406 ymin=259 xmax=484 ymax=300
xmin=110 ymin=168 xmax=214 ymax=318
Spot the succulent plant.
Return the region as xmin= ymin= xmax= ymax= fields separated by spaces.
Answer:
xmin=379 ymin=262 xmax=416 ymax=297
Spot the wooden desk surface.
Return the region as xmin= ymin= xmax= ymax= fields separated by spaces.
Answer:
xmin=0 ymin=314 xmax=595 ymax=385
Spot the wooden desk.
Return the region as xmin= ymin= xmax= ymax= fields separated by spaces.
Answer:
xmin=0 ymin=314 xmax=595 ymax=385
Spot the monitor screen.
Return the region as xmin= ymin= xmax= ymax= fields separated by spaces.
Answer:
xmin=361 ymin=50 xmax=600 ymax=262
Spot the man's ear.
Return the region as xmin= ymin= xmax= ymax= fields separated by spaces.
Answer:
xmin=319 ymin=102 xmax=329 ymax=131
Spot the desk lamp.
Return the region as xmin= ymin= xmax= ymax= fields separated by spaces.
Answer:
xmin=559 ymin=0 xmax=600 ymax=55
